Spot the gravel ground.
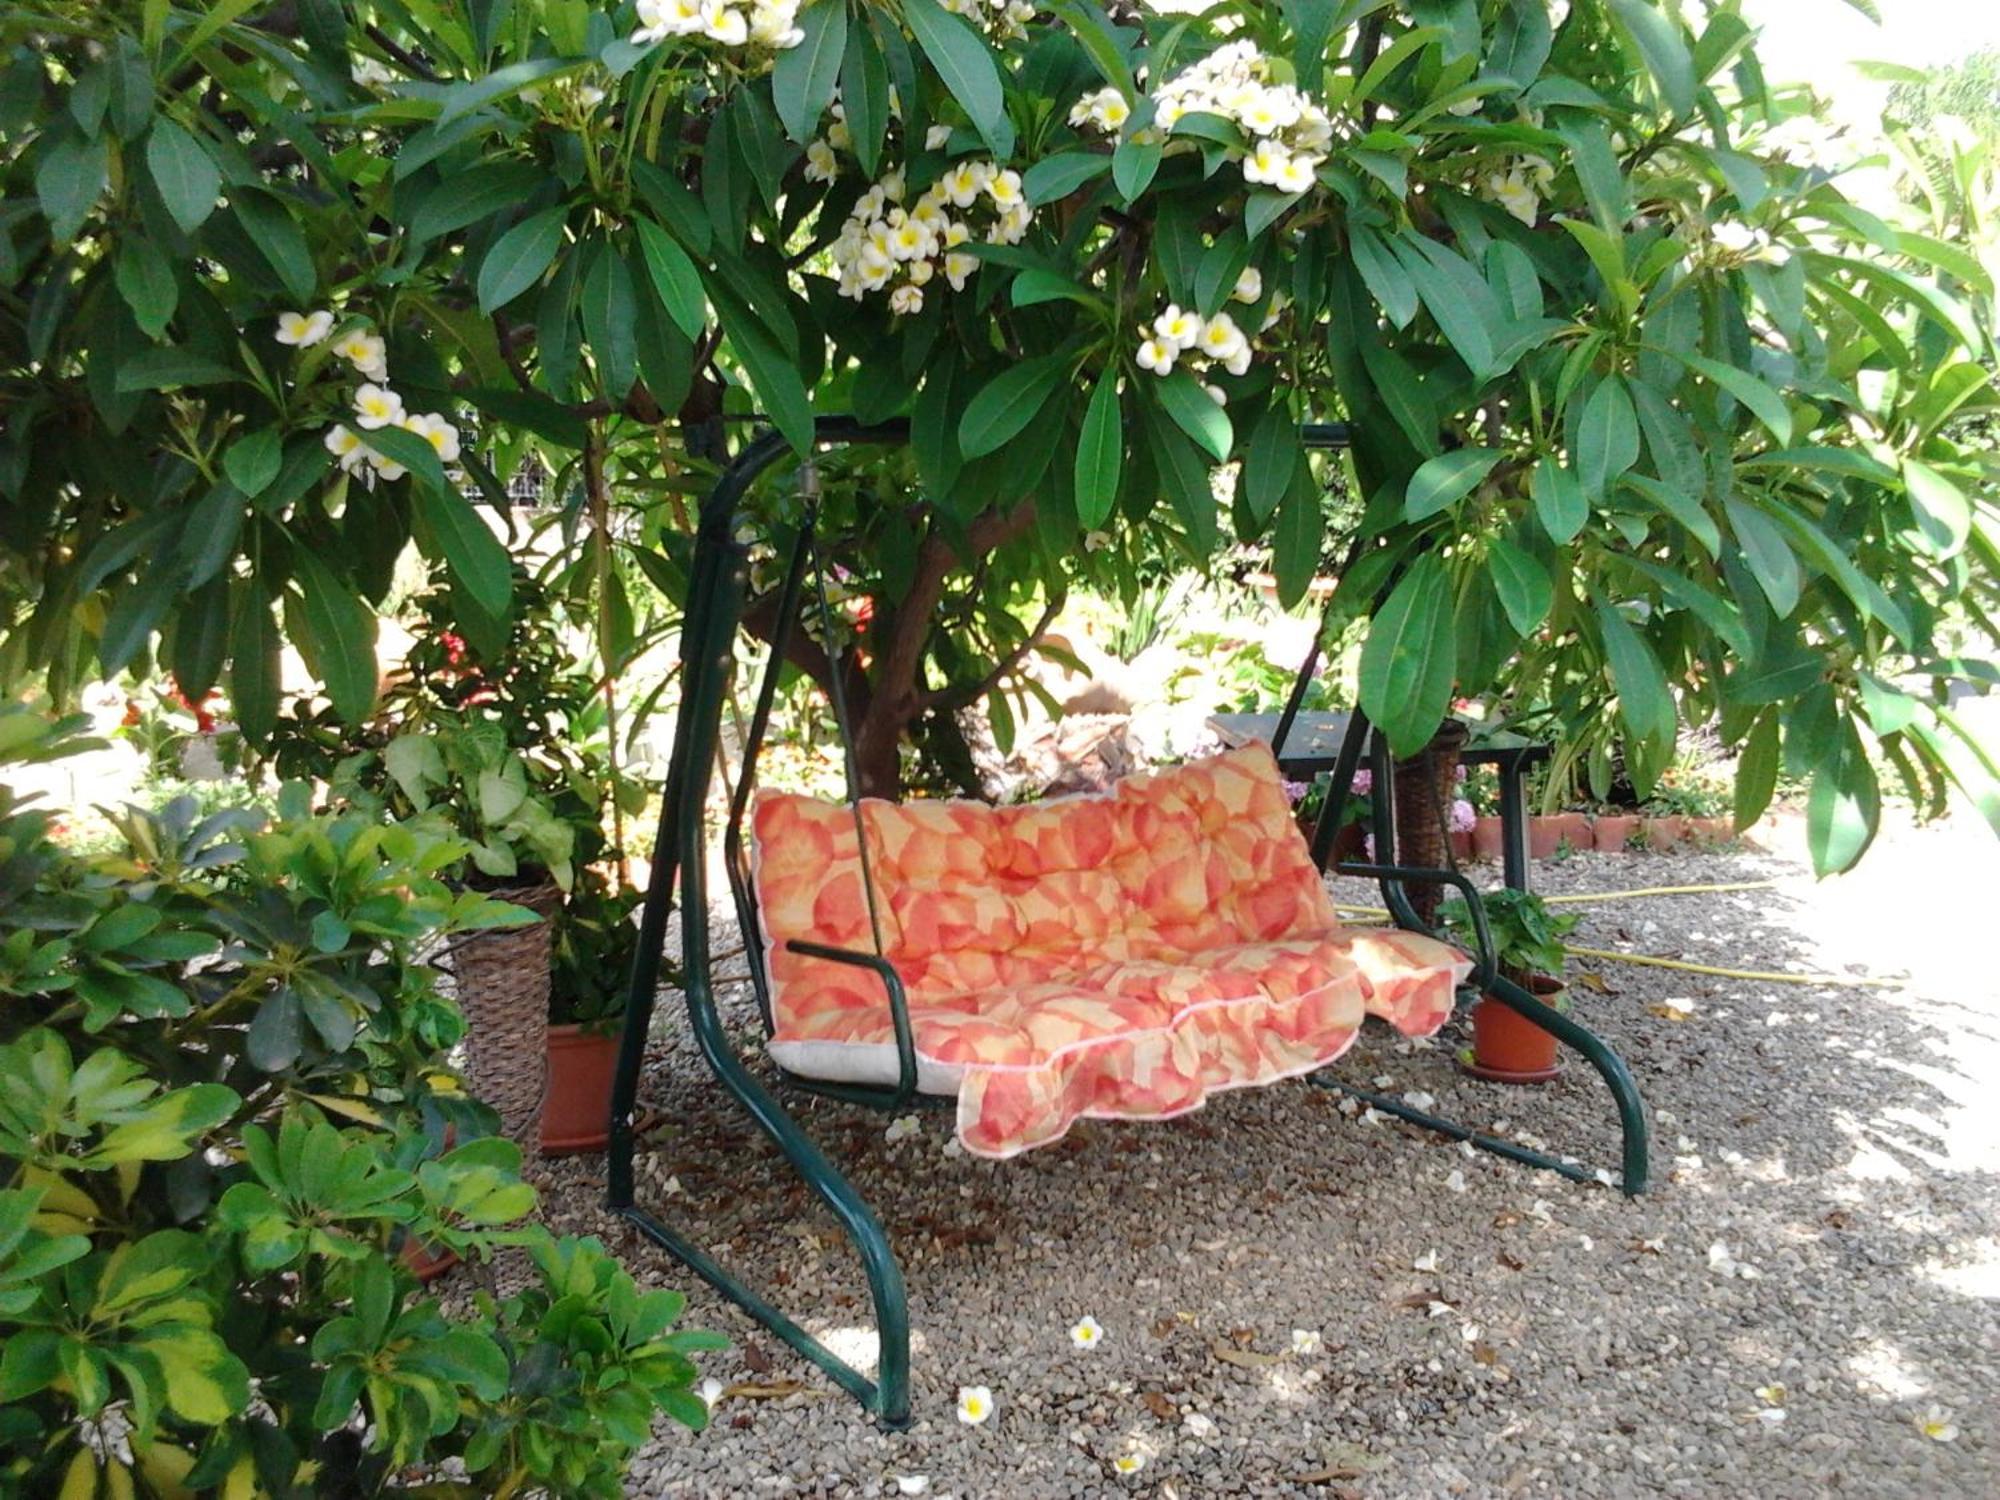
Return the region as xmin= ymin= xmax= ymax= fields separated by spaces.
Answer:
xmin=507 ymin=814 xmax=1998 ymax=1499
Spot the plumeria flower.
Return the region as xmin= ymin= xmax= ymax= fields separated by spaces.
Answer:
xmin=956 ymin=1385 xmax=994 ymax=1425
xmin=1756 ymin=1383 xmax=1787 ymax=1405
xmin=1153 ymin=304 xmax=1203 ymax=350
xmin=402 ymin=411 xmax=462 ymax=464
xmin=699 ymin=0 xmax=749 ymax=46
xmin=885 ymin=1114 xmax=922 ymax=1142
xmin=985 ymin=168 xmax=1024 ymax=208
xmin=352 ymin=383 xmax=406 ymax=430
xmin=1112 ymin=1454 xmax=1146 ymax=1476
xmin=697 ymin=1376 xmax=726 ymax=1410
xmin=1197 ymin=312 xmax=1248 ymax=366
xmin=1231 ymin=266 xmax=1263 ymax=304
xmin=1244 ymin=138 xmax=1292 ymax=186
xmin=1711 ymin=219 xmax=1759 ymax=254
xmin=1917 ymin=1405 xmax=1959 ymax=1441
xmin=889 ymin=283 xmax=925 ymax=315
xmin=895 ymin=1478 xmax=930 ymax=1497
xmin=1272 ymin=151 xmax=1319 ymax=194
xmin=332 ymin=329 xmax=388 ymax=379
xmin=925 ymin=123 xmax=954 ymax=150
xmin=1753 ymin=1408 xmax=1787 ymax=1428
xmin=324 ymin=424 xmax=366 ymax=473
xmin=1291 ymin=1328 xmax=1323 ymax=1356
xmin=1413 ymin=1249 xmax=1441 ymax=1272
xmin=351 ymin=56 xmax=396 ymax=89
xmin=1204 ymin=382 xmax=1227 ymax=406
xmin=1069 ymin=1315 xmax=1105 ymax=1350
xmin=276 ymin=309 xmax=334 ymax=348
xmin=944 ymin=252 xmax=979 ymax=291
xmin=804 ymin=140 xmax=839 ymax=183
xmin=748 ymin=0 xmax=804 ymax=48
xmin=1136 ymin=336 xmax=1178 ymax=374
xmin=1485 ymin=169 xmax=1540 ymax=226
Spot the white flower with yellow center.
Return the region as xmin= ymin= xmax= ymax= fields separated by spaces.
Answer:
xmin=942 ymin=220 xmax=972 ymax=249
xmin=985 ymin=168 xmax=1024 ymax=208
xmin=1112 ymin=1454 xmax=1146 ymax=1476
xmin=332 ymin=329 xmax=388 ymax=379
xmin=804 ymin=140 xmax=838 ymax=184
xmin=1917 ymin=1405 xmax=1959 ymax=1442
xmin=1291 ymin=1328 xmax=1323 ymax=1356
xmin=992 ymin=201 xmax=1032 ymax=244
xmin=879 ymin=167 xmax=906 ymax=202
xmin=1136 ymin=336 xmax=1178 ymax=375
xmin=906 ymin=258 xmax=935 ymax=287
xmin=889 ymin=283 xmax=925 ymax=316
xmin=888 ymin=218 xmax=934 ymax=262
xmin=926 ymin=123 xmax=955 ymax=150
xmin=856 ymin=246 xmax=895 ymax=292
xmin=855 ymin=184 xmax=888 ymax=221
xmin=1153 ymin=304 xmax=1202 ymax=350
xmin=402 ymin=411 xmax=462 ymax=464
xmin=366 ymin=447 xmax=406 ymax=483
xmin=352 ymin=383 xmax=406 ymax=431
xmin=1231 ymin=266 xmax=1263 ymax=304
xmin=940 ymin=160 xmax=989 ymax=208
xmin=1068 ymin=1315 xmax=1105 ymax=1350
xmin=276 ymin=309 xmax=334 ymax=348
xmin=1486 ymin=170 xmax=1539 ymax=227
xmin=944 ymin=252 xmax=979 ymax=291
xmin=1198 ymin=312 xmax=1247 ymax=366
xmin=748 ymin=0 xmax=804 ymax=48
xmin=700 ymin=0 xmax=747 ymax=47
xmin=1155 ymin=98 xmax=1186 ymax=130
xmin=323 ymin=423 xmax=366 ymax=473
xmin=1273 ymin=152 xmax=1319 ymax=194
xmin=826 ymin=116 xmax=851 ymax=150
xmin=634 ymin=0 xmax=704 ymax=43
xmin=956 ymin=1385 xmax=994 ymax=1425
xmin=1204 ymin=382 xmax=1227 ymax=406
xmin=911 ymin=194 xmax=949 ymax=232
xmin=1244 ymin=138 xmax=1292 ymax=187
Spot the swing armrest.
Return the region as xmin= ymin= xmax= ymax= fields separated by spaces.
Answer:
xmin=1333 ymin=862 xmax=1497 ymax=990
xmin=784 ymin=941 xmax=920 ymax=1105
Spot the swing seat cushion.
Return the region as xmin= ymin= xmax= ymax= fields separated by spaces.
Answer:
xmin=751 ymin=745 xmax=1469 ymax=1158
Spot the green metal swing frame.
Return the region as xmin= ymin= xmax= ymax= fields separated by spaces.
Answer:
xmin=606 ymin=416 xmax=1649 ymax=1428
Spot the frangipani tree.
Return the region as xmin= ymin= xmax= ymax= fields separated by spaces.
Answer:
xmin=2 ymin=0 xmax=1996 ymax=872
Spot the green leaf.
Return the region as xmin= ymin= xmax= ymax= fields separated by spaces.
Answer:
xmin=1271 ymin=459 xmax=1323 ymax=610
xmin=1724 ymin=496 xmax=1800 ymax=617
xmin=1404 ymin=448 xmax=1503 ymax=522
xmin=1676 ymin=352 xmax=1793 ymax=444
xmin=233 ymin=189 xmax=316 ymax=303
xmin=35 ymin=135 xmax=108 ymax=245
xmin=1733 ymin=708 xmax=1781 ymax=831
xmin=633 ymin=218 xmax=707 ymax=340
xmin=959 ymin=356 xmax=1067 ymax=459
xmin=230 ymin=590 xmax=281 ymax=742
xmin=1806 ymin=723 xmax=1879 ymax=876
xmin=1154 ymin=368 xmax=1233 ymax=461
xmin=1609 ymin=0 xmax=1695 ymax=115
xmin=287 ymin=554 xmax=378 ymax=723
xmin=904 ymin=0 xmax=1011 ymax=156
xmin=1358 ymin=555 xmax=1457 ymax=758
xmin=1025 ymin=152 xmax=1111 ymax=206
xmin=246 ymin=989 xmax=304 ymax=1072
xmin=363 ymin=423 xmax=449 ymax=496
xmin=410 ymin=490 xmax=512 ymax=622
xmin=1074 ymin=372 xmax=1123 ymax=530
xmin=773 ymin=0 xmax=847 ymax=142
xmin=405 ymin=161 xmax=545 ymax=244
xmin=1536 ymin=464 xmax=1584 ymax=552
xmin=115 ymin=242 xmax=178 ymax=339
xmin=1622 ymin=474 xmax=1719 ymax=558
xmin=1595 ymin=598 xmax=1677 ymax=760
xmin=1112 ymin=133 xmax=1164 ymax=201
xmin=476 ymin=208 xmax=568 ymax=315
xmin=222 ymin=429 xmax=284 ymax=497
xmin=114 ymin=347 xmax=241 ymax=391
xmin=1243 ymin=405 xmax=1297 ymax=524
xmin=723 ymin=320 xmax=814 ymax=457
xmin=1010 ymin=269 xmax=1098 ymax=309
xmin=1349 ymin=226 xmax=1418 ymax=329
xmin=1487 ymin=536 xmax=1552 ymax=636
xmin=145 ymin=118 xmax=222 ymax=236
xmin=840 ymin=15 xmax=891 ymax=177
xmin=1246 ymin=190 xmax=1301 ymax=241
xmin=580 ymin=242 xmax=639 ymax=400
xmin=1577 ymin=375 xmax=1639 ymax=500
xmin=1901 ymin=459 xmax=1970 ymax=558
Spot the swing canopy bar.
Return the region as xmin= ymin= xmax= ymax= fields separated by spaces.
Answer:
xmin=607 ymin=416 xmax=1648 ymax=1428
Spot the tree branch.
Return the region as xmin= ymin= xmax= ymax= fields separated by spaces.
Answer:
xmin=922 ymin=588 xmax=1066 ymax=714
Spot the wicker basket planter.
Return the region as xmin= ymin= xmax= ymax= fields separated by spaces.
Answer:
xmin=454 ymin=880 xmax=561 ymax=1151
xmin=1392 ymin=718 xmax=1469 ymax=926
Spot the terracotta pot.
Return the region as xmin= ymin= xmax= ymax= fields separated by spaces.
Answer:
xmin=1527 ymin=816 xmax=1564 ymax=858
xmin=1686 ymin=816 xmax=1734 ymax=847
xmin=541 ymin=1022 xmax=623 ymax=1156
xmin=1449 ymin=828 xmax=1474 ymax=860
xmin=1551 ymin=812 xmax=1594 ymax=854
xmin=1645 ymin=816 xmax=1686 ymax=851
xmin=1593 ymin=814 xmax=1640 ymax=852
xmin=400 ymin=1236 xmax=459 ymax=1284
xmin=1463 ymin=975 xmax=1565 ymax=1085
xmin=1472 ymin=815 xmax=1506 ymax=862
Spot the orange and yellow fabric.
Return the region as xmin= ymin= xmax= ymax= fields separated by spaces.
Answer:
xmin=751 ymin=744 xmax=1470 ymax=1157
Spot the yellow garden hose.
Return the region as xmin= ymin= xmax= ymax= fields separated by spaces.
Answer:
xmin=1332 ymin=879 xmax=1901 ymax=989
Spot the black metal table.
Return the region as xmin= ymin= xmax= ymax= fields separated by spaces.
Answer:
xmin=1208 ymin=711 xmax=1552 ymax=892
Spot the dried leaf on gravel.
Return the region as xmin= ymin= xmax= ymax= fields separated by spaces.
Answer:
xmin=1210 ymin=1339 xmax=1284 ymax=1369
xmin=721 ymin=1379 xmax=809 ymax=1401
xmin=1141 ymin=1391 xmax=1177 ymax=1422
xmin=1572 ymin=971 xmax=1612 ymax=994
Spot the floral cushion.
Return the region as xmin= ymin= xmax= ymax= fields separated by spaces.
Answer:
xmin=751 ymin=744 xmax=1469 ymax=1157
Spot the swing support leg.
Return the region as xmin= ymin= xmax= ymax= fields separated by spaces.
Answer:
xmin=1308 ymin=713 xmax=1651 ymax=1195
xmin=607 ymin=425 xmax=912 ymax=1428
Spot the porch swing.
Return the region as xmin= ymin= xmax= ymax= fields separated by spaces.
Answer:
xmin=607 ymin=416 xmax=1649 ymax=1427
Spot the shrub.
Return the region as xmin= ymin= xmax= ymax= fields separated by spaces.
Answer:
xmin=0 ymin=707 xmax=716 ymax=1497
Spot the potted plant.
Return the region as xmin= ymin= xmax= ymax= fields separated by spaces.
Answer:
xmin=542 ymin=873 xmax=646 ymax=1155
xmin=338 ymin=720 xmax=578 ymax=1147
xmin=1286 ymin=769 xmax=1369 ymax=859
xmin=1437 ymin=889 xmax=1580 ymax=1085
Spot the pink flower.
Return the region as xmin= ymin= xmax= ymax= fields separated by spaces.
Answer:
xmin=1449 ymin=798 xmax=1476 ymax=834
xmin=1352 ymin=768 xmax=1373 ymax=795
